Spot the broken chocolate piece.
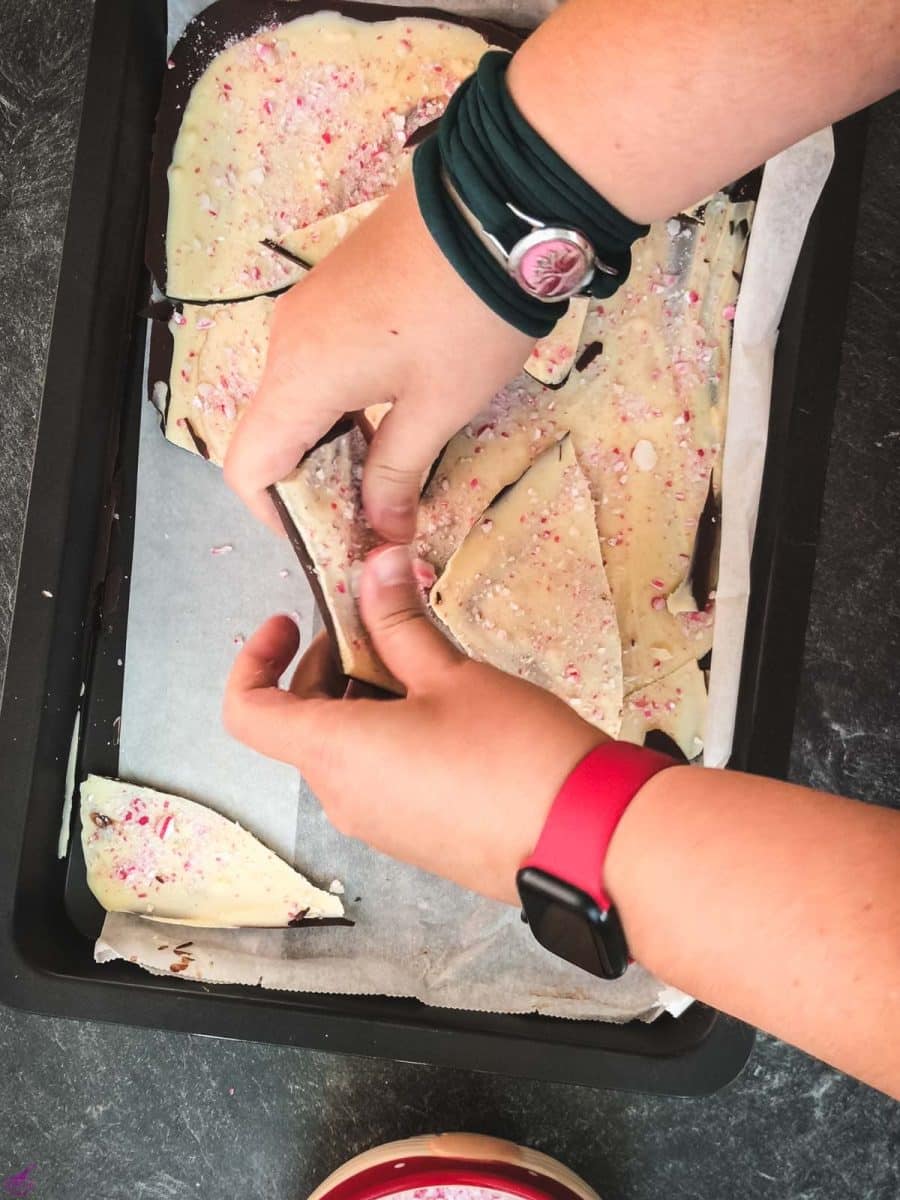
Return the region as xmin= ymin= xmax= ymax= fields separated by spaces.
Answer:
xmin=80 ymin=774 xmax=345 ymax=927
xmin=523 ymin=298 xmax=589 ymax=388
xmin=274 ymin=430 xmax=400 ymax=693
xmin=432 ymin=438 xmax=623 ymax=736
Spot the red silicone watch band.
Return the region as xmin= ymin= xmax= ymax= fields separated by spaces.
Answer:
xmin=523 ymin=742 xmax=675 ymax=909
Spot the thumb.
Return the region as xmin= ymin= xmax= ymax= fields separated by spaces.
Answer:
xmin=359 ymin=545 xmax=462 ymax=690
xmin=362 ymin=401 xmax=459 ymax=543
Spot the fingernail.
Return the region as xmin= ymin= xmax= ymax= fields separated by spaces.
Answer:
xmin=371 ymin=545 xmax=410 ymax=586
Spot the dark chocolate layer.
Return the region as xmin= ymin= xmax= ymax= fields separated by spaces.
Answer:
xmin=146 ymin=310 xmax=176 ymax=430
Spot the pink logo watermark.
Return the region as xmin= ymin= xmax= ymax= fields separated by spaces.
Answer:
xmin=2 ymin=1165 xmax=37 ymax=1198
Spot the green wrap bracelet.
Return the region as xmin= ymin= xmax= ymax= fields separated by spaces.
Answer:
xmin=413 ymin=50 xmax=649 ymax=336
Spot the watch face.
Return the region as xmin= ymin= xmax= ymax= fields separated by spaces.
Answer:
xmin=516 ymin=867 xmax=629 ymax=980
xmin=508 ymin=228 xmax=595 ymax=301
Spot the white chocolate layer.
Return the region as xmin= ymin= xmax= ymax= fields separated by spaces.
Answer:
xmin=619 ymin=658 xmax=709 ymax=759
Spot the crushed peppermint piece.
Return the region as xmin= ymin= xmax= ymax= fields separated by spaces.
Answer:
xmin=233 ymin=634 xmax=245 ymax=647
xmin=412 ymin=558 xmax=437 ymax=591
xmin=328 ymin=879 xmax=345 ymax=894
xmin=41 ymin=589 xmax=53 ymax=598
xmin=279 ymin=569 xmax=290 ymax=579
xmin=631 ymin=439 xmax=658 ymax=472
xmin=723 ymin=303 xmax=737 ymax=321
xmin=210 ymin=543 xmax=233 ymax=555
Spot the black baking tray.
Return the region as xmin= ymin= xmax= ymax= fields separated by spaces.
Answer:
xmin=0 ymin=0 xmax=868 ymax=1094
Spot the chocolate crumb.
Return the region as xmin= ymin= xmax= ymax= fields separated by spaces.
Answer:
xmin=575 ymin=341 xmax=603 ymax=372
xmin=90 ymin=812 xmax=114 ymax=828
xmin=184 ymin=418 xmax=210 ymax=460
xmin=403 ymin=115 xmax=440 ymax=148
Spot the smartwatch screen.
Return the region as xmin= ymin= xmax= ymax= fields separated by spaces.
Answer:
xmin=516 ymin=867 xmax=629 ymax=980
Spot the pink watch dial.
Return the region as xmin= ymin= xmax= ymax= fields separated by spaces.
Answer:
xmin=507 ymin=227 xmax=596 ymax=301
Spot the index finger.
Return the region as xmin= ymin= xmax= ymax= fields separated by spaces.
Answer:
xmin=224 ymin=382 xmax=336 ymax=533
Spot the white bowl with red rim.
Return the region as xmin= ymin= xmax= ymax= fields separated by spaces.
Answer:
xmin=309 ymin=1134 xmax=601 ymax=1200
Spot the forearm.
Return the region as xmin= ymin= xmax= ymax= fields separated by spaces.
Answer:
xmin=508 ymin=0 xmax=900 ymax=222
xmin=605 ymin=765 xmax=900 ymax=1097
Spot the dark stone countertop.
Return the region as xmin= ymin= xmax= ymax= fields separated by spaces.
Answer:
xmin=0 ymin=3 xmax=897 ymax=1196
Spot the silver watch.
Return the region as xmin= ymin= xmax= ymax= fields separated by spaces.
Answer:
xmin=442 ymin=168 xmax=619 ymax=303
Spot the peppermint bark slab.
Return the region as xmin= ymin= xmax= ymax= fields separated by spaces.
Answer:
xmin=564 ymin=198 xmax=753 ymax=692
xmin=81 ymin=775 xmax=345 ymax=927
xmin=432 ymin=437 xmax=623 ymax=736
xmin=274 ymin=429 xmax=399 ymax=692
xmin=418 ymin=195 xmax=754 ymax=705
xmin=150 ymin=0 xmax=523 ymax=301
xmin=147 ymin=4 xmax=758 ymax=749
